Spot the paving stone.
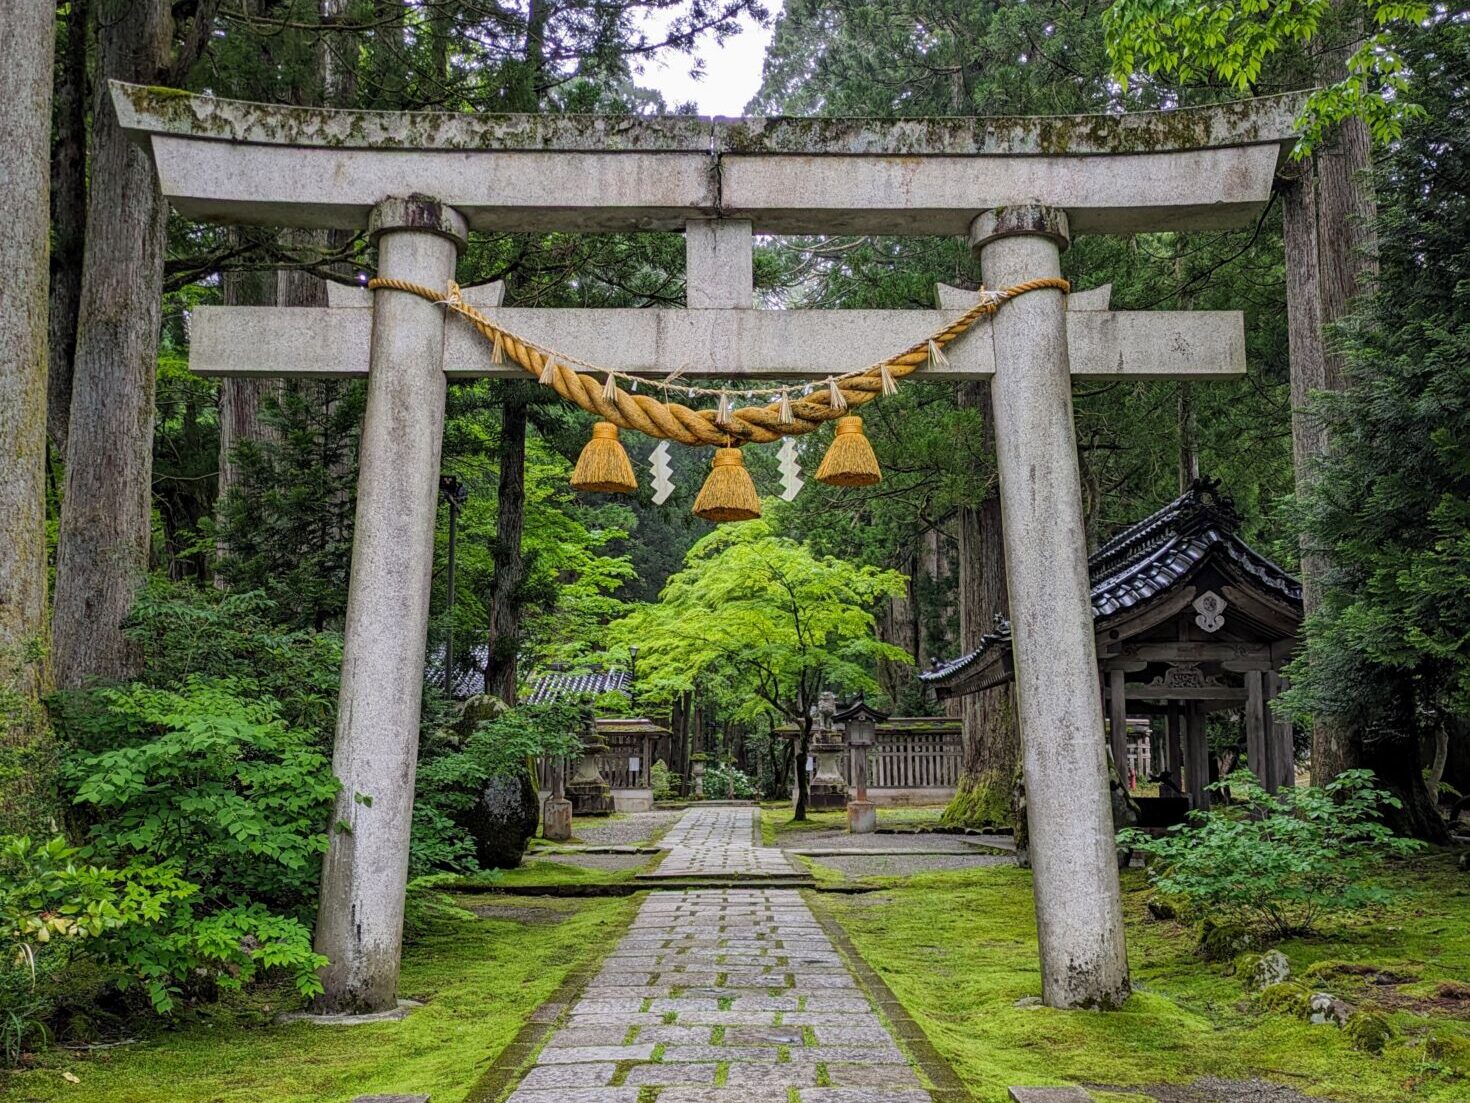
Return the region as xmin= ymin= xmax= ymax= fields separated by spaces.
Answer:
xmin=544 ymin=1024 xmax=631 ymax=1047
xmin=725 ymin=1025 xmax=805 ymax=1045
xmin=1006 ymin=1090 xmax=1094 ymax=1103
xmin=622 ymin=1062 xmax=719 ymax=1085
xmin=517 ymin=1063 xmax=617 ymax=1088
xmin=505 ymin=1090 xmax=641 ymax=1103
xmin=825 ymin=1063 xmax=923 ymax=1088
xmin=723 ymin=1063 xmax=821 ymax=1087
xmin=537 ymin=1044 xmax=656 ymax=1063
xmin=635 ymin=1024 xmax=716 ymax=1044
xmin=786 ymin=1044 xmax=906 ymax=1063
xmin=798 ymin=1091 xmax=933 ymax=1103
xmin=812 ymin=1026 xmax=899 ymax=1045
xmin=660 ymin=1044 xmax=782 ymax=1062
xmin=657 ymin=1089 xmax=792 ymax=1103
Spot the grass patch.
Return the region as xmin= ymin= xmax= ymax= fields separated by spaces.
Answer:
xmin=759 ymin=804 xmax=949 ymax=844
xmin=2 ymin=893 xmax=636 ymax=1103
xmin=818 ymin=853 xmax=1470 ymax=1102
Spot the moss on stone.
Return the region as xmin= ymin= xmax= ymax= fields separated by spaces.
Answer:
xmin=1344 ymin=1010 xmax=1395 ymax=1054
xmin=1256 ymin=982 xmax=1311 ymax=1017
xmin=1197 ymin=917 xmax=1253 ymax=962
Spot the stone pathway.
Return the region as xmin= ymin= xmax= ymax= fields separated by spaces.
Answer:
xmin=506 ymin=887 xmax=932 ymax=1103
xmin=640 ymin=806 xmax=803 ymax=880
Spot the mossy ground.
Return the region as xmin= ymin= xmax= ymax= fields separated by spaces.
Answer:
xmin=2 ymin=892 xmax=637 ymax=1103
xmin=817 ymin=852 xmax=1470 ymax=1102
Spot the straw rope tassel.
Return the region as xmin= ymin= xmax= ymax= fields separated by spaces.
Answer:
xmin=571 ymin=421 xmax=638 ymax=494
xmin=814 ymin=415 xmax=881 ymax=488
xmin=693 ymin=447 xmax=761 ymax=522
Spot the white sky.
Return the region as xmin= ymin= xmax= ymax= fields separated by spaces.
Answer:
xmin=635 ymin=4 xmax=782 ymax=116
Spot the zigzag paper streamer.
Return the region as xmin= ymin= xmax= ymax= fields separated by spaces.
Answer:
xmin=649 ymin=440 xmax=674 ymax=505
xmin=778 ymin=437 xmax=804 ymax=502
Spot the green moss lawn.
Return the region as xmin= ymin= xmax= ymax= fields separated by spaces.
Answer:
xmin=3 ymin=893 xmax=637 ymax=1103
xmin=817 ymin=853 xmax=1470 ymax=1102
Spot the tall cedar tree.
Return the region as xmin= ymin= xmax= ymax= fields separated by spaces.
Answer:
xmin=1285 ymin=18 xmax=1468 ymax=842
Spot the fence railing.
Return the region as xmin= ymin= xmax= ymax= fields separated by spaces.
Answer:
xmin=847 ymin=723 xmax=962 ymax=792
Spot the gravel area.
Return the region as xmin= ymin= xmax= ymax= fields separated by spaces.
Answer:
xmin=570 ymin=810 xmax=683 ymax=847
xmin=535 ymin=852 xmax=653 ymax=873
xmin=779 ymin=830 xmax=995 ymax=854
xmin=811 ymin=853 xmax=1011 ymax=880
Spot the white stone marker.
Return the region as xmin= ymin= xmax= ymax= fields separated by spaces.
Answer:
xmin=973 ymin=204 xmax=1130 ymax=1009
xmin=313 ymin=198 xmax=466 ymax=1012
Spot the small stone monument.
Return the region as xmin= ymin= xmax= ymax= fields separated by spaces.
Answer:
xmin=566 ymin=714 xmax=615 ymax=815
xmin=835 ymin=695 xmax=887 ymax=834
xmin=542 ymin=752 xmax=573 ymax=842
xmin=806 ymin=691 xmax=849 ymax=812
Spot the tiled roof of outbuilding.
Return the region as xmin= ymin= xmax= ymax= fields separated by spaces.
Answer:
xmin=920 ymin=478 xmax=1301 ymax=689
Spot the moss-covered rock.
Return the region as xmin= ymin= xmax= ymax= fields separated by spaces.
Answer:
xmin=1198 ymin=917 xmax=1253 ymax=961
xmin=1426 ymin=1029 xmax=1470 ymax=1074
xmin=1256 ymin=982 xmax=1310 ymax=1016
xmin=1344 ymin=1010 xmax=1395 ymax=1054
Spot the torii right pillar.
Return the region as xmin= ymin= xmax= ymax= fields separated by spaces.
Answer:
xmin=973 ymin=204 xmax=1131 ymax=1009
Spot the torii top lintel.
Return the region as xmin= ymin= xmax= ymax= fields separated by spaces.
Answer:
xmin=112 ymin=82 xmax=1304 ymax=237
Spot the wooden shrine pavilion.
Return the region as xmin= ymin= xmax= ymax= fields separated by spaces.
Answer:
xmin=920 ymin=479 xmax=1302 ymax=815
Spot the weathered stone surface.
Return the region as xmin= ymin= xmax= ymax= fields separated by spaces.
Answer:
xmin=623 ymin=1062 xmax=718 ymax=1085
xmin=1252 ymin=950 xmax=1292 ymax=991
xmin=976 ymin=206 xmax=1131 ymax=1011
xmin=191 ymin=301 xmax=1246 ymax=384
xmin=114 ymin=81 xmax=1300 ymax=235
xmin=462 ymin=770 xmax=540 ymax=870
xmin=1308 ymin=992 xmax=1352 ymax=1027
xmin=517 ymin=1063 xmax=616 ymax=1088
xmin=351 ymin=1096 xmax=431 ymax=1103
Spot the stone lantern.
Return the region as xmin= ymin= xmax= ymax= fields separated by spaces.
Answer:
xmin=805 ymin=691 xmax=849 ymax=811
xmin=835 ymin=695 xmax=887 ymax=833
xmin=566 ymin=712 xmax=615 ymax=815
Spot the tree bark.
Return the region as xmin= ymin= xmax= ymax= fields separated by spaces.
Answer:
xmin=53 ymin=0 xmax=213 ymax=688
xmin=1282 ymin=12 xmax=1380 ymax=783
xmin=0 ymin=0 xmax=57 ymax=825
xmin=947 ymin=381 xmax=1019 ymax=827
xmin=46 ymin=0 xmax=88 ymax=456
xmin=216 ymin=240 xmax=281 ymax=558
xmin=1283 ymin=112 xmax=1378 ymax=782
xmin=484 ymin=394 xmax=528 ymax=703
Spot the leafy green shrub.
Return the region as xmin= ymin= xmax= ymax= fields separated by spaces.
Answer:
xmin=702 ymin=762 xmax=758 ymax=801
xmin=1119 ymin=770 xmax=1422 ymax=938
xmin=650 ymin=760 xmax=680 ymax=801
xmin=0 ymin=836 xmax=193 ymax=1060
xmin=118 ymin=583 xmax=343 ymax=738
xmin=51 ymin=679 xmax=335 ymax=1012
xmin=63 ymin=678 xmax=338 ymax=911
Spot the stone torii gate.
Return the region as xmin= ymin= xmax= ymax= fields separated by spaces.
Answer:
xmin=114 ymin=82 xmax=1301 ymax=1015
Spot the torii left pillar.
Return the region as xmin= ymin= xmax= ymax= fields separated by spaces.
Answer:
xmin=314 ymin=197 xmax=466 ymax=1013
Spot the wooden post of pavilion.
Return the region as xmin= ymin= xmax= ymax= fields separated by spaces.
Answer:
xmin=1108 ymin=668 xmax=1128 ymax=785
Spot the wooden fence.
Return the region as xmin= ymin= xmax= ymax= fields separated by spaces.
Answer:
xmin=846 ymin=718 xmax=962 ymax=799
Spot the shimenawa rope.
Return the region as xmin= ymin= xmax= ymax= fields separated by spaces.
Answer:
xmin=366 ymin=275 xmax=1070 ymax=446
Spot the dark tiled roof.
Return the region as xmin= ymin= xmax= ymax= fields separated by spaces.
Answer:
xmin=526 ymin=669 xmax=631 ymax=704
xmin=920 ymin=478 xmax=1301 ymax=689
xmin=426 ymin=643 xmax=631 ymax=703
